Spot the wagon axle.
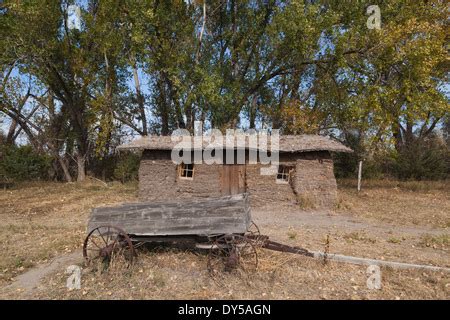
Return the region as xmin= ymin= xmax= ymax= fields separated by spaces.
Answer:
xmin=207 ymin=234 xmax=258 ymax=276
xmin=99 ymin=244 xmax=114 ymax=258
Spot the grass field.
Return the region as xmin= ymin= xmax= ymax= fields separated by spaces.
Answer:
xmin=337 ymin=179 xmax=450 ymax=228
xmin=0 ymin=180 xmax=138 ymax=287
xmin=0 ymin=179 xmax=448 ymax=299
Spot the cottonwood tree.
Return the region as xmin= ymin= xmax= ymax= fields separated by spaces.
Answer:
xmin=324 ymin=0 xmax=448 ymax=150
xmin=1 ymin=1 xmax=137 ymax=181
xmin=1 ymin=0 xmax=447 ymax=181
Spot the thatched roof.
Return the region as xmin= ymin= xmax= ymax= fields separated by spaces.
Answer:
xmin=117 ymin=134 xmax=352 ymax=153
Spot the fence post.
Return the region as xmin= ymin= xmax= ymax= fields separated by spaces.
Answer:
xmin=357 ymin=160 xmax=363 ymax=192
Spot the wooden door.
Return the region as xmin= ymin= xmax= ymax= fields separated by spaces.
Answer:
xmin=221 ymin=165 xmax=245 ymax=195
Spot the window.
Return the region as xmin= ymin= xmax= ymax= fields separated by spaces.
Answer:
xmin=178 ymin=163 xmax=194 ymax=179
xmin=276 ymin=165 xmax=293 ymax=183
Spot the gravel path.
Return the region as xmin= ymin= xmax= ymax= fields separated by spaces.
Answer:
xmin=252 ymin=204 xmax=449 ymax=268
xmin=253 ymin=205 xmax=447 ymax=237
xmin=1 ymin=251 xmax=82 ymax=297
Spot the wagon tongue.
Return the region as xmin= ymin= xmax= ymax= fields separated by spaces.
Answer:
xmin=247 ymin=234 xmax=314 ymax=257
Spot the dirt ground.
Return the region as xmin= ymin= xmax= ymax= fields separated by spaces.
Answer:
xmin=0 ymin=179 xmax=448 ymax=300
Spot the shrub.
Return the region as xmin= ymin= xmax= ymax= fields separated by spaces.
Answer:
xmin=334 ymin=132 xmax=449 ymax=181
xmin=393 ymin=135 xmax=449 ymax=180
xmin=0 ymin=144 xmax=51 ymax=181
xmin=333 ymin=150 xmax=385 ymax=179
xmin=113 ymin=152 xmax=140 ymax=183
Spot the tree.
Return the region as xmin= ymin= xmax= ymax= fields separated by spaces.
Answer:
xmin=327 ymin=0 xmax=448 ymax=150
xmin=1 ymin=0 xmax=448 ymax=182
xmin=1 ymin=1 xmax=137 ymax=181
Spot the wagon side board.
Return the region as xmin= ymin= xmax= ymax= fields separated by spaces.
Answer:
xmin=87 ymin=193 xmax=252 ymax=236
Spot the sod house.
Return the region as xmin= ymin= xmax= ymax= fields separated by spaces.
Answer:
xmin=117 ymin=135 xmax=352 ymax=208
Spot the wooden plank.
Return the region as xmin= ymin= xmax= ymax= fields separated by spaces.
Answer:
xmin=220 ymin=165 xmax=245 ymax=196
xmin=221 ymin=165 xmax=229 ymax=195
xmin=121 ymin=216 xmax=244 ymax=226
xmin=92 ymin=201 xmax=246 ymax=219
xmin=90 ymin=216 xmax=245 ymax=226
xmin=230 ymin=165 xmax=238 ymax=195
xmin=123 ymin=193 xmax=246 ymax=206
xmin=94 ymin=198 xmax=245 ymax=216
xmin=88 ymin=220 xmax=248 ymax=236
xmin=238 ymin=165 xmax=246 ymax=194
xmin=87 ymin=193 xmax=251 ymax=236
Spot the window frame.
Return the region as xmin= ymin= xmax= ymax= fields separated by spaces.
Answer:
xmin=178 ymin=163 xmax=195 ymax=180
xmin=276 ymin=165 xmax=294 ymax=184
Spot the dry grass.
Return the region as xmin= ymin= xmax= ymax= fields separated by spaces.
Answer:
xmin=338 ymin=179 xmax=449 ymax=192
xmin=0 ymin=179 xmax=138 ymax=286
xmin=11 ymin=249 xmax=449 ymax=300
xmin=418 ymin=234 xmax=449 ymax=250
xmin=343 ymin=232 xmax=377 ymax=244
xmin=297 ymin=194 xmax=316 ymax=210
xmin=337 ymin=179 xmax=450 ymax=228
xmin=0 ymin=179 xmax=449 ymax=299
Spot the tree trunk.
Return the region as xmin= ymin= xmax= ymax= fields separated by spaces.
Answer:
xmin=231 ymin=0 xmax=238 ymax=79
xmin=131 ymin=58 xmax=148 ymax=136
xmin=249 ymin=95 xmax=257 ymax=129
xmin=6 ymin=118 xmax=18 ymax=144
xmin=392 ymin=122 xmax=404 ymax=152
xmin=76 ymin=154 xmax=86 ymax=182
xmin=404 ymin=118 xmax=416 ymax=148
xmin=67 ymin=98 xmax=89 ymax=182
xmin=157 ymin=73 xmax=170 ymax=135
xmin=58 ymin=156 xmax=73 ymax=182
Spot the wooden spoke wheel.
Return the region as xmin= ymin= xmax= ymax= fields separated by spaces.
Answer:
xmin=246 ymin=221 xmax=260 ymax=238
xmin=83 ymin=225 xmax=135 ymax=267
xmin=245 ymin=221 xmax=267 ymax=247
xmin=207 ymin=234 xmax=258 ymax=277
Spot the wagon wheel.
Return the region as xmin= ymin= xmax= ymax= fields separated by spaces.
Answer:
xmin=207 ymin=234 xmax=258 ymax=277
xmin=245 ymin=221 xmax=267 ymax=247
xmin=83 ymin=225 xmax=135 ymax=268
xmin=246 ymin=221 xmax=260 ymax=238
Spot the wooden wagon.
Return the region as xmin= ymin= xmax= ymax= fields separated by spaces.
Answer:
xmin=83 ymin=193 xmax=260 ymax=274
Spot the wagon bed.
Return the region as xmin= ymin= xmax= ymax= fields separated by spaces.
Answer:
xmin=87 ymin=193 xmax=252 ymax=238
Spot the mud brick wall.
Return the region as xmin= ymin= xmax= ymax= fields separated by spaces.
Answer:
xmin=291 ymin=151 xmax=337 ymax=209
xmin=246 ymin=152 xmax=337 ymax=208
xmin=175 ymin=163 xmax=222 ymax=198
xmin=139 ymin=150 xmax=222 ymax=201
xmin=138 ymin=150 xmax=178 ymax=201
xmin=139 ymin=150 xmax=338 ymax=209
xmin=245 ymin=153 xmax=302 ymax=206
xmin=245 ymin=162 xmax=297 ymax=206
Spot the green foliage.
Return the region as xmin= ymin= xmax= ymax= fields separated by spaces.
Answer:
xmin=1 ymin=0 xmax=448 ymax=183
xmin=393 ymin=134 xmax=449 ymax=180
xmin=0 ymin=145 xmax=51 ymax=181
xmin=113 ymin=152 xmax=140 ymax=183
xmin=334 ymin=152 xmax=385 ymax=180
xmin=334 ymin=132 xmax=449 ymax=180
